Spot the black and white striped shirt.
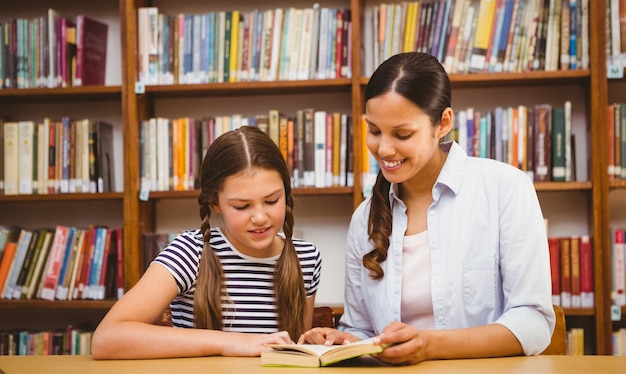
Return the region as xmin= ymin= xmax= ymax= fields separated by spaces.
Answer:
xmin=153 ymin=227 xmax=321 ymax=332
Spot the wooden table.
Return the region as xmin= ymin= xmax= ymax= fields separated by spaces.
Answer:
xmin=1 ymin=354 xmax=625 ymax=373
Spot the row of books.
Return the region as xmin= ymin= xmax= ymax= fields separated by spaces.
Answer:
xmin=0 ymin=323 xmax=92 ymax=356
xmin=137 ymin=6 xmax=351 ymax=85
xmin=0 ymin=9 xmax=109 ymax=89
xmin=451 ymin=101 xmax=576 ymax=183
xmin=614 ymin=328 xmax=626 ymax=356
xmin=0 ymin=225 xmax=123 ymax=302
xmin=607 ymin=102 xmax=626 ymax=181
xmin=363 ymin=0 xmax=590 ymax=77
xmin=0 ymin=118 xmax=115 ymax=196
xmin=611 ymin=228 xmax=626 ymax=306
xmin=606 ymin=0 xmax=626 ymax=67
xmin=548 ymin=235 xmax=594 ymax=308
xmin=140 ymin=109 xmax=354 ymax=193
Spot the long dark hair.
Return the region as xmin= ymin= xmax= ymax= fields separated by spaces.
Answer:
xmin=363 ymin=52 xmax=451 ymax=279
xmin=195 ymin=126 xmax=306 ymax=339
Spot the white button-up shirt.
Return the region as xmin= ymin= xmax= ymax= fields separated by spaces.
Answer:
xmin=340 ymin=141 xmax=555 ymax=355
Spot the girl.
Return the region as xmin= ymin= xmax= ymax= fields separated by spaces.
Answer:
xmin=92 ymin=126 xmax=321 ymax=359
xmin=298 ymin=52 xmax=554 ymax=365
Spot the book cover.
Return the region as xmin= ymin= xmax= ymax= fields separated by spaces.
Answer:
xmin=548 ymin=237 xmax=561 ymax=306
xmin=12 ymin=229 xmax=41 ymax=298
xmin=0 ymin=242 xmax=18 ymax=296
xmin=262 ymin=337 xmax=387 ymax=367
xmin=579 ymin=235 xmax=594 ymax=308
xmin=469 ymin=0 xmax=497 ymax=72
xmin=75 ymin=15 xmax=108 ymax=86
xmin=570 ymin=236 xmax=581 ymax=307
xmin=3 ymin=121 xmax=19 ymax=195
xmin=313 ymin=110 xmax=327 ymax=188
xmin=2 ymin=229 xmax=32 ymax=298
xmin=39 ymin=225 xmax=70 ymax=301
xmin=303 ymin=108 xmax=316 ymax=187
xmin=614 ymin=228 xmax=626 ymax=306
xmin=55 ymin=227 xmax=79 ymax=300
xmin=23 ymin=229 xmax=54 ymax=300
xmin=551 ymin=107 xmax=566 ymax=181
xmin=560 ymin=236 xmax=572 ymax=308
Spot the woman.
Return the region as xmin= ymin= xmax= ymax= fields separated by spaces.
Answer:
xmin=299 ymin=52 xmax=554 ymax=365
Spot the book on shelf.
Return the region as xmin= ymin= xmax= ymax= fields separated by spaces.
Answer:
xmin=551 ymin=106 xmax=566 ymax=181
xmin=88 ymin=120 xmax=115 ymax=193
xmin=579 ymin=235 xmax=594 ymax=307
xmin=11 ymin=229 xmax=43 ymax=299
xmin=261 ymin=337 xmax=388 ymax=367
xmin=469 ymin=0 xmax=497 ymax=72
xmin=22 ymin=229 xmax=54 ymax=300
xmin=570 ymin=236 xmax=581 ymax=307
xmin=2 ymin=229 xmax=33 ymax=299
xmin=3 ymin=121 xmax=19 ymax=195
xmin=560 ymin=236 xmax=572 ymax=308
xmin=38 ymin=225 xmax=71 ymax=301
xmin=548 ymin=236 xmax=561 ymax=306
xmin=0 ymin=242 xmax=19 ymax=297
xmin=115 ymin=227 xmax=124 ymax=299
xmin=613 ymin=228 xmax=626 ymax=306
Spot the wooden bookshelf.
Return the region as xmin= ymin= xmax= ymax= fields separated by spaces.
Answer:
xmin=0 ymin=0 xmax=622 ymax=355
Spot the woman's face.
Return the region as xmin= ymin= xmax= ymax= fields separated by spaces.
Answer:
xmin=212 ymin=167 xmax=286 ymax=258
xmin=365 ymin=91 xmax=448 ymax=185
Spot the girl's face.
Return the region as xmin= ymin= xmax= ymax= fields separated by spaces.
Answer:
xmin=212 ymin=167 xmax=286 ymax=258
xmin=365 ymin=91 xmax=450 ymax=186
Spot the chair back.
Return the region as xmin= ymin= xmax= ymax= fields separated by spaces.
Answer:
xmin=540 ymin=305 xmax=567 ymax=355
xmin=312 ymin=306 xmax=335 ymax=328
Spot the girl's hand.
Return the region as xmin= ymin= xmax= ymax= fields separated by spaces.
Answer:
xmin=297 ymin=327 xmax=360 ymax=345
xmin=220 ymin=331 xmax=293 ymax=356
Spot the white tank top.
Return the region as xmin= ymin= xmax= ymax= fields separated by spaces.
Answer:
xmin=401 ymin=230 xmax=436 ymax=329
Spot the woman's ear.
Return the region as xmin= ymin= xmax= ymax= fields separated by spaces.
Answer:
xmin=437 ymin=107 xmax=454 ymax=140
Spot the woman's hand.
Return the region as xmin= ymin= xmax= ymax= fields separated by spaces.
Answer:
xmin=297 ymin=327 xmax=360 ymax=345
xmin=220 ymin=331 xmax=293 ymax=357
xmin=371 ymin=322 xmax=430 ymax=365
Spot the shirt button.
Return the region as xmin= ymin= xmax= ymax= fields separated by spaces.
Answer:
xmin=438 ymin=316 xmax=444 ymax=322
xmin=430 ymin=211 xmax=435 ymax=216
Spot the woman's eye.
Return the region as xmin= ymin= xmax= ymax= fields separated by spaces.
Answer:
xmin=234 ymin=205 xmax=248 ymax=210
xmin=396 ymin=133 xmax=412 ymax=140
xmin=266 ymin=199 xmax=279 ymax=205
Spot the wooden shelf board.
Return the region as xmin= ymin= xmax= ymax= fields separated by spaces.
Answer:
xmin=144 ymin=79 xmax=352 ymax=99
xmin=534 ymin=181 xmax=593 ymax=191
xmin=0 ymin=192 xmax=123 ymax=203
xmin=0 ymin=299 xmax=116 ymax=310
xmin=0 ymin=86 xmax=122 ymax=103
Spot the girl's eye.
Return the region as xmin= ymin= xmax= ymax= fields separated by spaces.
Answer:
xmin=266 ymin=199 xmax=279 ymax=205
xmin=396 ymin=133 xmax=412 ymax=140
xmin=368 ymin=127 xmax=381 ymax=135
xmin=234 ymin=205 xmax=248 ymax=210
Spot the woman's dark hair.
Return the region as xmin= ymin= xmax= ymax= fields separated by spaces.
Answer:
xmin=364 ymin=52 xmax=451 ymax=279
xmin=195 ymin=126 xmax=306 ymax=339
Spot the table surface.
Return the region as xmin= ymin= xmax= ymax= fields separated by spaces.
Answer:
xmin=1 ymin=354 xmax=626 ymax=374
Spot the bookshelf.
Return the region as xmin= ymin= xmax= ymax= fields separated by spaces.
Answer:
xmin=606 ymin=0 xmax=626 ymax=353
xmin=0 ymin=0 xmax=621 ymax=356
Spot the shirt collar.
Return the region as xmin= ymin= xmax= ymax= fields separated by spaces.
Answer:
xmin=387 ymin=141 xmax=467 ymax=205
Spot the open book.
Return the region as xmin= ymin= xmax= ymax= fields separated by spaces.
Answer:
xmin=261 ymin=337 xmax=387 ymax=367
